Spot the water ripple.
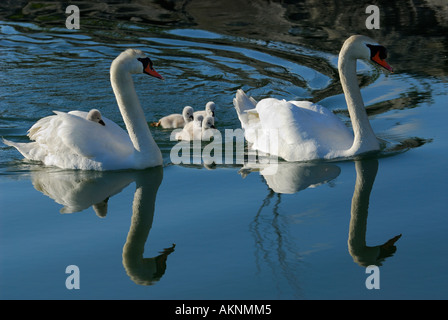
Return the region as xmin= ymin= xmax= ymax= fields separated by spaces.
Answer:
xmin=0 ymin=20 xmax=436 ymax=170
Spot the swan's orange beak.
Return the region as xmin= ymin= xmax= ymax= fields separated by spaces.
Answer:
xmin=372 ymin=51 xmax=393 ymax=73
xmin=144 ymin=65 xmax=164 ymax=80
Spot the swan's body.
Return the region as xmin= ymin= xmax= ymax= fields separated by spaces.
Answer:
xmin=233 ymin=35 xmax=393 ymax=161
xmin=194 ymin=101 xmax=216 ymax=119
xmin=3 ymin=49 xmax=164 ymax=170
xmin=151 ymin=106 xmax=194 ymax=128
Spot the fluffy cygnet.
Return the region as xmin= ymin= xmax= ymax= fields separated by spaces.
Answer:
xmin=151 ymin=106 xmax=194 ymax=128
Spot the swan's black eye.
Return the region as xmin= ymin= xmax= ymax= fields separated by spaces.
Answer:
xmin=366 ymin=44 xmax=387 ymax=60
xmin=137 ymin=57 xmax=154 ymax=72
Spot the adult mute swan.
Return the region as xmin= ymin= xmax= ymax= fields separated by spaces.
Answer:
xmin=233 ymin=35 xmax=393 ymax=161
xmin=3 ymin=49 xmax=164 ymax=170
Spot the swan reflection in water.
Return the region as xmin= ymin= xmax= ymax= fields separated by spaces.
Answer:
xmin=240 ymin=161 xmax=341 ymax=194
xmin=348 ymin=159 xmax=401 ymax=267
xmin=241 ymin=158 xmax=401 ymax=269
xmin=240 ymin=161 xmax=342 ymax=297
xmin=29 ymin=166 xmax=175 ymax=285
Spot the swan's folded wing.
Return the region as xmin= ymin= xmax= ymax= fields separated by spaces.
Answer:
xmin=36 ymin=111 xmax=134 ymax=161
xmin=257 ymin=99 xmax=306 ymax=146
xmin=289 ymin=101 xmax=354 ymax=151
xmin=27 ymin=113 xmax=68 ymax=157
xmin=255 ymin=99 xmax=353 ymax=160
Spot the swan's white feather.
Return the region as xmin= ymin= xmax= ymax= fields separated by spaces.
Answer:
xmin=5 ymin=110 xmax=134 ymax=170
xmin=233 ymin=35 xmax=388 ymax=161
xmin=4 ymin=49 xmax=163 ymax=171
xmin=234 ymin=90 xmax=354 ymax=161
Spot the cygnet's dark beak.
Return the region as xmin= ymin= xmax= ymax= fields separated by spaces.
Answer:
xmin=99 ymin=120 xmax=106 ymax=126
xmin=211 ymin=125 xmax=216 ymax=129
xmin=189 ymin=116 xmax=194 ymax=121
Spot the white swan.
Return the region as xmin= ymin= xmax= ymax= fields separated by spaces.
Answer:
xmin=150 ymin=106 xmax=194 ymax=128
xmin=3 ymin=49 xmax=164 ymax=170
xmin=233 ymin=35 xmax=393 ymax=161
xmin=194 ymin=101 xmax=216 ymax=119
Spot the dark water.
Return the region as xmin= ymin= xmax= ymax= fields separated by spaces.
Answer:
xmin=0 ymin=0 xmax=447 ymax=300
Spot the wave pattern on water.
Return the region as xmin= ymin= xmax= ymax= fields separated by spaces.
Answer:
xmin=0 ymin=19 xmax=437 ymax=171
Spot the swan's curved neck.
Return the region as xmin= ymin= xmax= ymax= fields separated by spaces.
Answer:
xmin=110 ymin=64 xmax=162 ymax=167
xmin=338 ymin=51 xmax=379 ymax=155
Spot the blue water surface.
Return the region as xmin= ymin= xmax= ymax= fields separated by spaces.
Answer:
xmin=0 ymin=10 xmax=447 ymax=300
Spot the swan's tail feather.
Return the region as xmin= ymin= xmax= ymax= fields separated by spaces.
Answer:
xmin=233 ymin=89 xmax=258 ymax=129
xmin=2 ymin=138 xmax=41 ymax=161
xmin=2 ymin=138 xmax=25 ymax=152
xmin=150 ymin=121 xmax=161 ymax=127
xmin=2 ymin=137 xmax=15 ymax=148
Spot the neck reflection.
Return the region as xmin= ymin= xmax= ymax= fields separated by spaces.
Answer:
xmin=348 ymin=158 xmax=401 ymax=267
xmin=30 ymin=166 xmax=174 ymax=285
